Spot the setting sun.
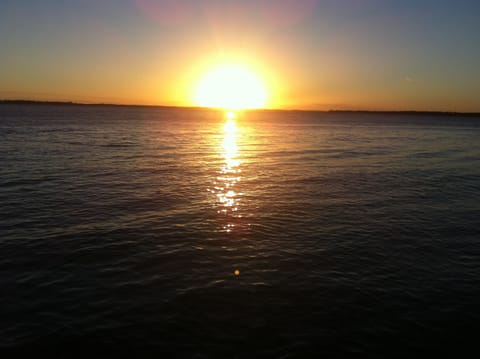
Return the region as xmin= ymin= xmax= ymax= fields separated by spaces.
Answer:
xmin=194 ymin=65 xmax=267 ymax=110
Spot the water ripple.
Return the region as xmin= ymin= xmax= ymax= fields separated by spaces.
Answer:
xmin=1 ymin=105 xmax=479 ymax=356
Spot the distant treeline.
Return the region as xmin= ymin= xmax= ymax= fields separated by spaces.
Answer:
xmin=0 ymin=99 xmax=134 ymax=107
xmin=1 ymin=99 xmax=80 ymax=106
xmin=0 ymin=99 xmax=212 ymax=111
xmin=0 ymin=99 xmax=185 ymax=110
xmin=326 ymin=109 xmax=480 ymax=117
xmin=1 ymin=99 xmax=479 ymax=116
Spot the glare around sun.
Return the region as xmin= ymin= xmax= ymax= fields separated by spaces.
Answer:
xmin=194 ymin=65 xmax=267 ymax=110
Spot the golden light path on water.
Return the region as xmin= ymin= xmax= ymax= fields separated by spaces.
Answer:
xmin=214 ymin=111 xmax=242 ymax=233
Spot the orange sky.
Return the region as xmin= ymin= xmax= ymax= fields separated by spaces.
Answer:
xmin=1 ymin=1 xmax=480 ymax=111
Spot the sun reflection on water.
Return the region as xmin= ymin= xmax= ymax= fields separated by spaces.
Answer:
xmin=212 ymin=111 xmax=243 ymax=232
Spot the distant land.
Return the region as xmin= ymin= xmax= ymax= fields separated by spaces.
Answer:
xmin=1 ymin=99 xmax=479 ymax=117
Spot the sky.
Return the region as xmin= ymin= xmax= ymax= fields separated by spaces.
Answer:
xmin=1 ymin=0 xmax=480 ymax=111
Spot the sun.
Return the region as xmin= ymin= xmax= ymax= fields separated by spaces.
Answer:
xmin=194 ymin=64 xmax=267 ymax=110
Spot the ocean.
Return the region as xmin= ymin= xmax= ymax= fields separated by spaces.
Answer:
xmin=1 ymin=104 xmax=479 ymax=357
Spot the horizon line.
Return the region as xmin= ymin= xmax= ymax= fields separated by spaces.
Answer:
xmin=1 ymin=99 xmax=479 ymax=116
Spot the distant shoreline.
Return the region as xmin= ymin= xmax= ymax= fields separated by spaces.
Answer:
xmin=1 ymin=99 xmax=479 ymax=117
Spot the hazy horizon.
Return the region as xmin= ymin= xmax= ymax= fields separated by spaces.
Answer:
xmin=3 ymin=98 xmax=480 ymax=115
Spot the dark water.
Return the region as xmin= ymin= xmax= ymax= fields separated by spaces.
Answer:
xmin=1 ymin=104 xmax=480 ymax=357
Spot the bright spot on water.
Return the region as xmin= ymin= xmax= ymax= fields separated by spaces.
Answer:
xmin=226 ymin=111 xmax=236 ymax=120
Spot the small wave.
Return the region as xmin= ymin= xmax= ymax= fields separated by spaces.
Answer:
xmin=99 ymin=142 xmax=138 ymax=148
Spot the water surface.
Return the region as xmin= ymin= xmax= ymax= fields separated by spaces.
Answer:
xmin=1 ymin=105 xmax=480 ymax=357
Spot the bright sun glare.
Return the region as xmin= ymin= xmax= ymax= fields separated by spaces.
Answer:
xmin=195 ymin=65 xmax=267 ymax=110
